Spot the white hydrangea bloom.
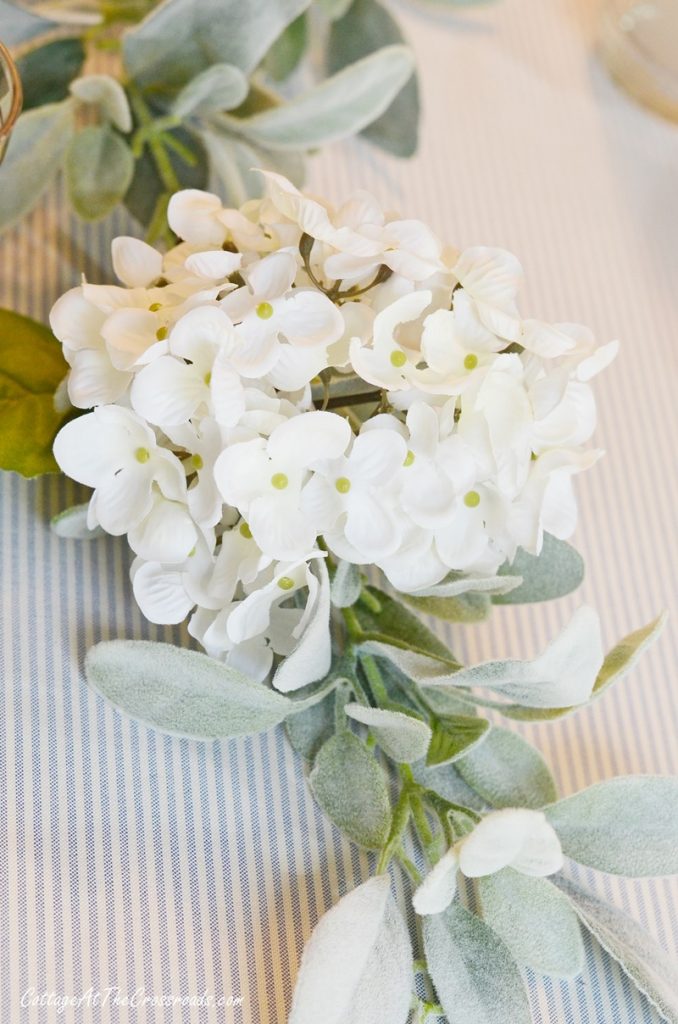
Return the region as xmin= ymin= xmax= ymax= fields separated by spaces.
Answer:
xmin=52 ymin=172 xmax=615 ymax=688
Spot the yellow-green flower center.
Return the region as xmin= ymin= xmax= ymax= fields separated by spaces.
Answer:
xmin=148 ymin=302 xmax=162 ymax=312
xmin=403 ymin=450 xmax=415 ymax=467
xmin=390 ymin=350 xmax=407 ymax=368
xmin=271 ymin=472 xmax=289 ymax=490
xmin=464 ymin=490 xmax=481 ymax=508
xmin=135 ymin=447 xmax=150 ymax=464
xmin=464 ymin=353 xmax=479 ymax=371
xmin=155 ymin=325 xmax=168 ymax=341
xmin=239 ymin=522 xmax=252 ymax=539
xmin=204 ymin=371 xmax=212 ymax=386
xmin=256 ymin=301 xmax=274 ymax=320
xmin=335 ymin=476 xmax=351 ymax=493
xmin=277 ymin=576 xmax=295 ymax=591
xmin=191 ymin=453 xmax=204 ymax=470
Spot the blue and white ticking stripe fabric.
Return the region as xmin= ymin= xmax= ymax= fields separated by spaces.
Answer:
xmin=1 ymin=0 xmax=677 ymax=1020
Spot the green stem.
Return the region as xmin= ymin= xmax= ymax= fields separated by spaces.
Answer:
xmin=360 ymin=653 xmax=390 ymax=706
xmin=376 ymin=786 xmax=411 ymax=874
xmin=128 ymin=83 xmax=181 ymax=195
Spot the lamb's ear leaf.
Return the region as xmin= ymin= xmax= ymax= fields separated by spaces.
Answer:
xmin=400 ymin=589 xmax=492 ymax=623
xmin=486 ymin=612 xmax=668 ymax=721
xmin=494 ymin=533 xmax=584 ymax=604
xmin=426 ymin=715 xmax=490 ymax=768
xmin=0 ymin=100 xmax=75 ymax=233
xmin=544 ymin=776 xmax=678 ymax=876
xmin=554 ymin=876 xmax=678 ymax=1024
xmin=65 ymin=125 xmax=135 ymax=221
xmin=327 ymin=0 xmax=419 ymax=157
xmin=85 ymin=640 xmax=292 ymax=739
xmin=456 ymin=726 xmax=558 ymax=809
xmin=289 ymin=875 xmax=413 ymax=1024
xmin=310 ymin=731 xmax=392 ymax=850
xmin=477 ymin=870 xmax=585 ymax=978
xmin=262 ymin=12 xmax=308 ymax=81
xmin=122 ymin=0 xmax=310 ymax=87
xmin=354 ymin=586 xmax=461 ymax=667
xmin=344 ymin=702 xmax=432 ymax=764
xmin=423 ymin=901 xmax=531 ymax=1024
xmin=235 ymin=46 xmax=415 ymax=151
xmin=51 ymin=503 xmax=104 ymax=540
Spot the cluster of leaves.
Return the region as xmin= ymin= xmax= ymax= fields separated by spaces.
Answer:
xmin=81 ymin=525 xmax=674 ymax=1023
xmin=0 ymin=0 xmax=422 ymax=240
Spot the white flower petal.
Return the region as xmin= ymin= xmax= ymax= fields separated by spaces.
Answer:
xmin=128 ymin=495 xmax=198 ymax=563
xmin=167 ymin=189 xmax=226 ymax=245
xmin=131 ymin=560 xmax=195 ymax=624
xmin=267 ymin=411 xmax=351 ymax=468
xmin=278 ymin=290 xmax=344 ymax=348
xmin=458 ymin=809 xmax=535 ymax=878
xmin=111 ymin=236 xmax=163 ymax=288
xmin=246 ymin=250 xmax=297 ymax=299
xmin=50 ymin=288 xmax=105 ymax=350
xmin=350 ymin=429 xmax=407 ymax=485
xmin=249 ymin=494 xmax=316 ymax=562
xmin=345 ymin=490 xmax=401 ymax=560
xmin=93 ymin=463 xmax=154 ymax=535
xmin=184 ymin=249 xmax=242 ymax=280
xmin=131 ymin=357 xmax=206 ymax=426
xmin=67 ymin=349 xmax=131 ymax=408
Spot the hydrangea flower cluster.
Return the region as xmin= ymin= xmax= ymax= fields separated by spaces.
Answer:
xmin=52 ymin=172 xmax=617 ymax=687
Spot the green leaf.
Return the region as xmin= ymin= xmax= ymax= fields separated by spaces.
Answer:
xmin=288 ymin=875 xmax=413 ymax=1024
xmin=423 ymin=901 xmax=531 ymax=1024
xmin=554 ymin=876 xmax=678 ymax=1024
xmin=413 ymin=762 xmax=488 ymax=814
xmin=263 ymin=12 xmax=307 ymax=81
xmin=354 ymin=586 xmax=460 ymax=667
xmin=418 ymin=606 xmax=603 ymax=709
xmin=486 ymin=612 xmax=668 ymax=722
xmin=123 ymin=125 xmax=208 ymax=229
xmin=494 ymin=533 xmax=584 ymax=604
xmin=310 ymin=731 xmax=391 ymax=849
xmin=400 ymin=589 xmax=492 ymax=623
xmin=456 ymin=726 xmax=558 ymax=809
xmin=330 ymin=559 xmax=361 ymax=608
xmin=51 ymin=503 xmax=104 ymax=540
xmin=285 ymin=686 xmax=337 ymax=761
xmin=316 ymin=0 xmax=353 ymax=17
xmin=70 ymin=74 xmax=132 ymax=132
xmin=477 ymin=870 xmax=585 ymax=978
xmin=0 ymin=99 xmax=74 ymax=233
xmin=328 ymin=0 xmax=419 ymax=157
xmin=408 ymin=572 xmax=523 ymax=600
xmin=0 ymin=0 xmax=55 ymax=46
xmin=122 ymin=0 xmax=311 ymax=89
xmin=545 ymin=776 xmax=678 ymax=876
xmin=0 ymin=308 xmax=70 ymax=476
xmin=426 ymin=714 xmax=490 ymax=768
xmin=235 ymin=45 xmax=415 ymax=150
xmin=85 ymin=639 xmax=293 ymax=739
xmin=172 ymin=63 xmax=249 ymax=118
xmin=65 ymin=125 xmax=135 ymax=221
xmin=16 ymin=36 xmax=85 ymax=110
xmin=345 ymin=703 xmax=431 ymax=764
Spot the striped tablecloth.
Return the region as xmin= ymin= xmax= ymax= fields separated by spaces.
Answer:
xmin=1 ymin=0 xmax=677 ymax=1020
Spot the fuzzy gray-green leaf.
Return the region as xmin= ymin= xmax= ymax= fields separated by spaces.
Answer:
xmin=0 ymin=100 xmax=74 ymax=232
xmin=494 ymin=533 xmax=584 ymax=604
xmin=345 ymin=703 xmax=431 ymax=763
xmin=330 ymin=559 xmax=361 ymax=608
xmin=457 ymin=727 xmax=558 ymax=809
xmin=426 ymin=714 xmax=490 ymax=767
xmin=478 ymin=870 xmax=584 ymax=978
xmin=423 ymin=901 xmax=531 ymax=1024
xmin=328 ymin=0 xmax=419 ymax=157
xmin=554 ymin=876 xmax=678 ymax=1024
xmin=310 ymin=731 xmax=391 ymax=849
xmin=545 ymin=776 xmax=678 ymax=876
xmin=236 ymin=45 xmax=415 ymax=150
xmin=85 ymin=639 xmax=292 ymax=739
xmin=65 ymin=125 xmax=135 ymax=221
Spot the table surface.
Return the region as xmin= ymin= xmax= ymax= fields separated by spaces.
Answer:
xmin=1 ymin=0 xmax=677 ymax=1021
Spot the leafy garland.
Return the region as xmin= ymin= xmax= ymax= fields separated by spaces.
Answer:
xmin=0 ymin=0 xmax=421 ymax=240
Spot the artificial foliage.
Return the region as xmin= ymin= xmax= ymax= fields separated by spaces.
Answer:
xmin=28 ymin=173 xmax=677 ymax=1024
xmin=0 ymin=0 xmax=422 ymax=241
